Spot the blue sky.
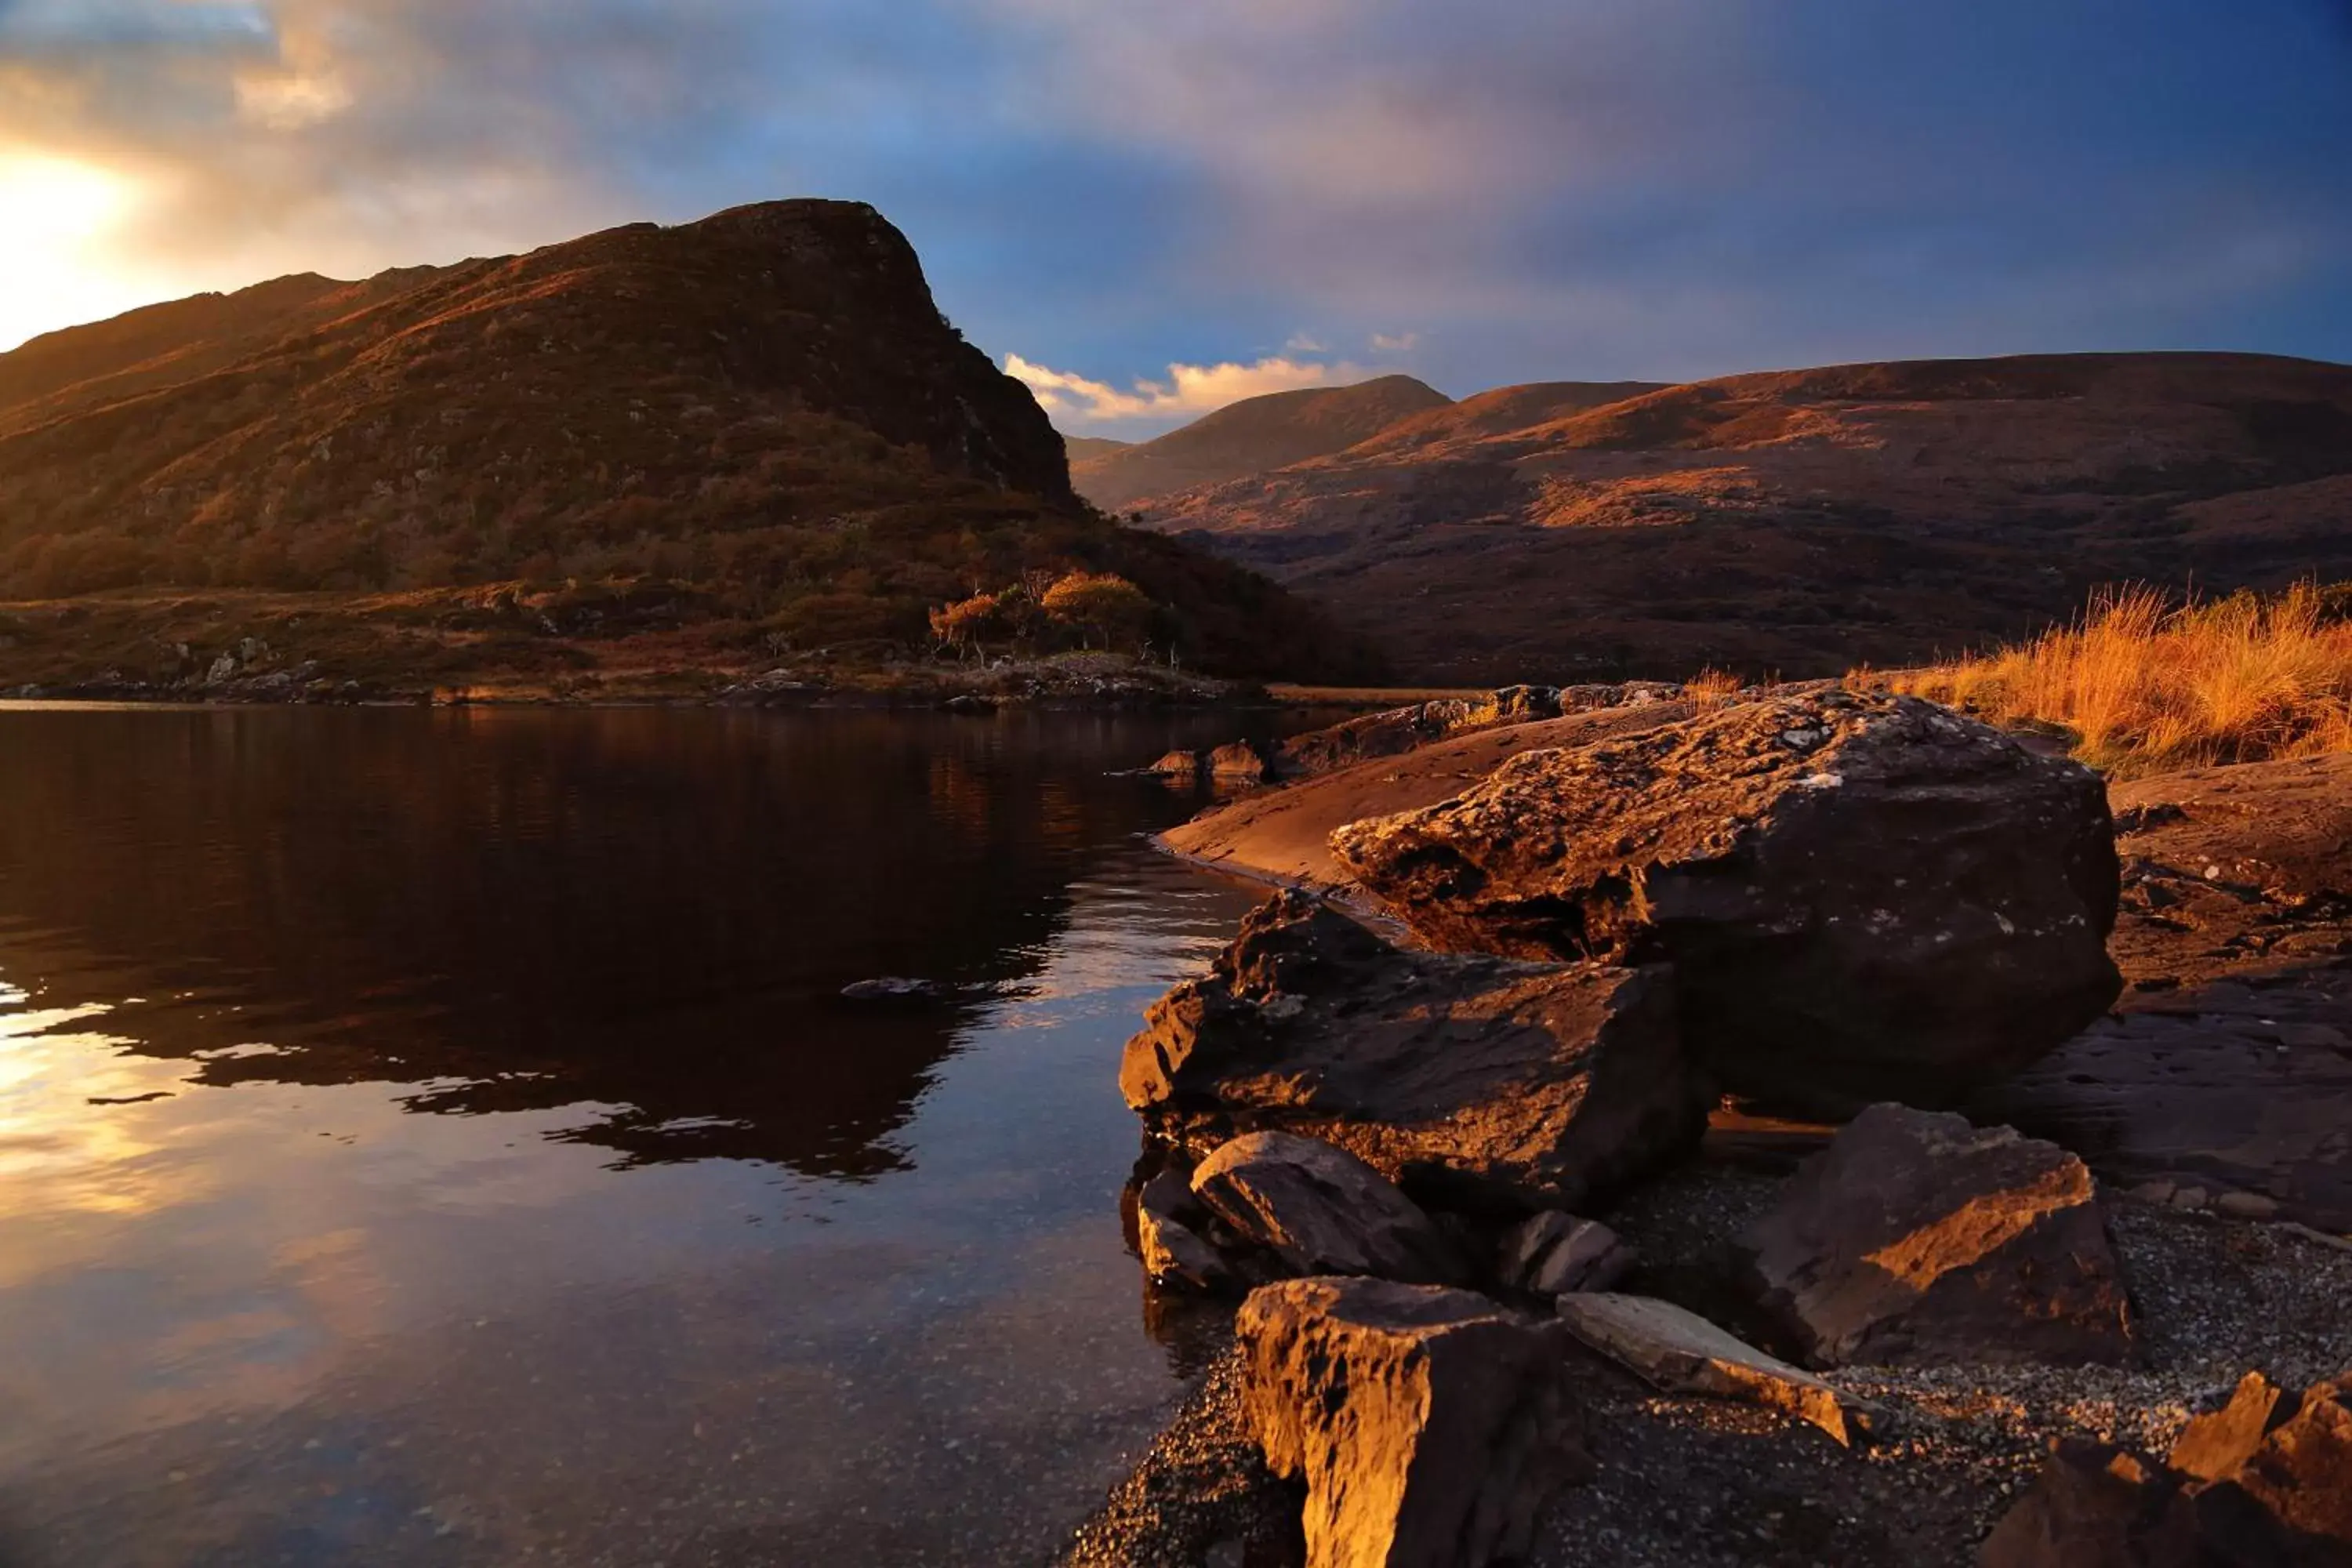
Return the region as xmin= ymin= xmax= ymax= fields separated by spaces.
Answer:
xmin=2 ymin=0 xmax=2348 ymax=434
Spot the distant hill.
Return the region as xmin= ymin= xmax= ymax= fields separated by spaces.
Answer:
xmin=1072 ymin=374 xmax=1452 ymax=513
xmin=1063 ymin=436 xmax=1132 ymax=462
xmin=1132 ymin=352 xmax=2352 ymax=682
xmin=0 ymin=200 xmax=1367 ymax=680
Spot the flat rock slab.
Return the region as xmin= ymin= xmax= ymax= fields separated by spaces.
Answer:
xmin=1123 ymin=891 xmax=1710 ymax=1212
xmin=1740 ymin=1104 xmax=2136 ymax=1368
xmin=1192 ymin=1132 xmax=1464 ymax=1285
xmin=1240 ymin=1277 xmax=1589 ymax=1568
xmin=1332 ymin=691 xmax=2122 ymax=1116
xmin=1158 ymin=704 xmax=1692 ymax=895
xmin=1971 ymin=753 xmax=2352 ymax=1235
xmin=1556 ymin=1292 xmax=1879 ymax=1447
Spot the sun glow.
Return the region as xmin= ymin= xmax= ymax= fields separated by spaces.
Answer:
xmin=0 ymin=151 xmax=155 ymax=353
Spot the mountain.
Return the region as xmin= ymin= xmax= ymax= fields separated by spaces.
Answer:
xmin=1063 ymin=436 xmax=1132 ymax=462
xmin=1071 ymin=374 xmax=1452 ymax=513
xmin=1132 ymin=352 xmax=2352 ymax=682
xmin=0 ymin=199 xmax=1365 ymax=681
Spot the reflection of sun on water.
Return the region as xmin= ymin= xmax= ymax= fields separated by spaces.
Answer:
xmin=0 ymin=151 xmax=150 ymax=353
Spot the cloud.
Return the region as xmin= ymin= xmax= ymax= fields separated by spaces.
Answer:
xmin=0 ymin=0 xmax=274 ymax=55
xmin=1003 ymin=351 xmax=1370 ymax=429
xmin=1370 ymin=332 xmax=1419 ymax=353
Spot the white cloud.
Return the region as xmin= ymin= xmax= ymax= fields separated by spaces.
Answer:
xmin=1283 ymin=331 xmax=1325 ymax=354
xmin=1370 ymin=331 xmax=1419 ymax=353
xmin=1003 ymin=351 xmax=1373 ymax=427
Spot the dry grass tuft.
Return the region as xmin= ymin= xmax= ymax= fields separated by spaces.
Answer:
xmin=1684 ymin=666 xmax=1748 ymax=710
xmin=1883 ymin=584 xmax=2352 ymax=775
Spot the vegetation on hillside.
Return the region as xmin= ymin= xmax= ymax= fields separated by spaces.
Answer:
xmin=1886 ymin=584 xmax=2352 ymax=775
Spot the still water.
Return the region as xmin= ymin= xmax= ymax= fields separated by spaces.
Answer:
xmin=0 ymin=705 xmax=1274 ymax=1567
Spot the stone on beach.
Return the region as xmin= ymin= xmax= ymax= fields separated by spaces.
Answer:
xmin=1330 ymin=691 xmax=2122 ymax=1116
xmin=1738 ymin=1104 xmax=2136 ymax=1368
xmin=1239 ymin=1276 xmax=1590 ymax=1568
xmin=1190 ymin=1132 xmax=1466 ymax=1285
xmin=1555 ymin=1292 xmax=1881 ymax=1447
xmin=1122 ymin=891 xmax=1710 ymax=1212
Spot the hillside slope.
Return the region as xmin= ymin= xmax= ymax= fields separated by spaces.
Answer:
xmin=1071 ymin=374 xmax=1451 ymax=512
xmin=1134 ymin=352 xmax=2352 ymax=681
xmin=0 ymin=200 xmax=1366 ymax=682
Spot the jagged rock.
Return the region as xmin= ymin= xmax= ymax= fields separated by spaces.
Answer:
xmin=1274 ymin=688 xmax=1570 ymax=780
xmin=1526 ymin=1219 xmax=1633 ymax=1298
xmin=1977 ymin=1440 xmax=2205 ymax=1568
xmin=1983 ymin=1374 xmax=2352 ymax=1566
xmin=1501 ymin=1211 xmax=1580 ymax=1283
xmin=840 ymin=976 xmax=953 ymax=1003
xmin=1138 ymin=1206 xmax=1235 ymax=1293
xmin=2180 ymin=1370 xmax=2352 ymax=1558
xmin=1121 ymin=891 xmax=1709 ymax=1211
xmin=1555 ymin=1293 xmax=1880 ymax=1448
xmin=1147 ymin=749 xmax=1203 ymax=779
xmin=1331 ymin=691 xmax=2122 ymax=1116
xmin=1739 ymin=1105 xmax=2136 ymax=1368
xmin=1500 ymin=1211 xmax=1632 ymax=1295
xmin=1191 ymin=1133 xmax=1465 ymax=1285
xmin=1239 ymin=1277 xmax=1590 ymax=1568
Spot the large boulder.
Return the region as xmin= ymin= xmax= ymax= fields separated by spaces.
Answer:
xmin=1121 ymin=891 xmax=1709 ymax=1212
xmin=1192 ymin=1133 xmax=1465 ymax=1285
xmin=1738 ymin=1105 xmax=2136 ymax=1368
xmin=1977 ymin=1439 xmax=2205 ymax=1568
xmin=1330 ymin=691 xmax=2122 ymax=1116
xmin=1239 ymin=1277 xmax=1590 ymax=1568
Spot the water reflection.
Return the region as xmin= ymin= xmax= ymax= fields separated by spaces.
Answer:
xmin=0 ymin=706 xmax=1277 ymax=1566
xmin=0 ymin=706 xmax=1249 ymax=1176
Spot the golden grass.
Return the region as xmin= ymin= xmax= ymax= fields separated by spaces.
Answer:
xmin=1683 ymin=667 xmax=1748 ymax=710
xmin=1882 ymin=585 xmax=2352 ymax=776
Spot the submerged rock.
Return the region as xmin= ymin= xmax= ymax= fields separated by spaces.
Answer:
xmin=1121 ymin=891 xmax=1709 ymax=1212
xmin=1190 ymin=1132 xmax=1465 ymax=1286
xmin=1331 ymin=691 xmax=2122 ymax=1116
xmin=1239 ymin=1276 xmax=1589 ymax=1568
xmin=1738 ymin=1105 xmax=2136 ymax=1368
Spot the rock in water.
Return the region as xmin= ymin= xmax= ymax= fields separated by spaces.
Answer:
xmin=1238 ymin=1277 xmax=1590 ymax=1568
xmin=1208 ymin=742 xmax=1274 ymax=783
xmin=1331 ymin=691 xmax=2122 ymax=1116
xmin=1190 ymin=1133 xmax=1465 ymax=1285
xmin=1555 ymin=1293 xmax=1880 ymax=1447
xmin=1738 ymin=1105 xmax=2136 ymax=1368
xmin=1121 ymin=891 xmax=1708 ymax=1211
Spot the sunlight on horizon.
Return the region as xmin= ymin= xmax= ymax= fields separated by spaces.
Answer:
xmin=0 ymin=151 xmax=162 ymax=354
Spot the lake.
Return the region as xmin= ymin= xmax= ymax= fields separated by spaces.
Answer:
xmin=0 ymin=705 xmax=1278 ymax=1567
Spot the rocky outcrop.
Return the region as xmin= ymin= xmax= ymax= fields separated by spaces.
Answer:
xmin=1555 ymin=1293 xmax=1881 ymax=1447
xmin=1333 ymin=691 xmax=2122 ymax=1116
xmin=1191 ymin=1133 xmax=1465 ymax=1286
xmin=1981 ymin=1370 xmax=2352 ymax=1566
xmin=1738 ymin=1105 xmax=2136 ymax=1368
xmin=1238 ymin=1277 xmax=1590 ymax=1568
xmin=1121 ymin=891 xmax=1709 ymax=1211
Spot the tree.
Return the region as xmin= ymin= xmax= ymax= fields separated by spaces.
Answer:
xmin=929 ymin=590 xmax=1009 ymax=660
xmin=1041 ymin=572 xmax=1154 ymax=652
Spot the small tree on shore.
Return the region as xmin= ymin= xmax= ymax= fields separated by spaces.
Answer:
xmin=929 ymin=590 xmax=1009 ymax=661
xmin=1042 ymin=572 xmax=1154 ymax=652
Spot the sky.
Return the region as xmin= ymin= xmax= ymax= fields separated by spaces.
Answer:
xmin=2 ymin=0 xmax=2349 ymax=438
